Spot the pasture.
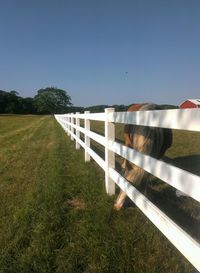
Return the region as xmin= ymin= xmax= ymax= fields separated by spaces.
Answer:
xmin=0 ymin=115 xmax=199 ymax=273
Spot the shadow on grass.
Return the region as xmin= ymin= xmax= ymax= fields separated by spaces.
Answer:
xmin=80 ymin=132 xmax=200 ymax=242
xmin=164 ymin=154 xmax=200 ymax=176
xmin=124 ymin=155 xmax=200 ymax=242
xmin=90 ymin=142 xmax=105 ymax=160
xmin=90 ymin=141 xmax=123 ymax=173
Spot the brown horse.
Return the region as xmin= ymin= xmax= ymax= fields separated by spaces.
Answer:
xmin=114 ymin=103 xmax=173 ymax=210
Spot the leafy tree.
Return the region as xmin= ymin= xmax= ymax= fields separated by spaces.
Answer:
xmin=6 ymin=91 xmax=21 ymax=113
xmin=67 ymin=106 xmax=84 ymax=113
xmin=160 ymin=104 xmax=178 ymax=109
xmin=22 ymin=97 xmax=37 ymax=114
xmin=84 ymin=105 xmax=110 ymax=113
xmin=0 ymin=90 xmax=19 ymax=113
xmin=9 ymin=90 xmax=19 ymax=96
xmin=84 ymin=104 xmax=128 ymax=113
xmin=0 ymin=90 xmax=9 ymax=113
xmin=34 ymin=87 xmax=72 ymax=114
xmin=0 ymin=90 xmax=36 ymax=114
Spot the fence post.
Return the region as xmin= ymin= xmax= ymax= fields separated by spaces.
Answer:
xmin=68 ymin=114 xmax=71 ymax=136
xmin=84 ymin=111 xmax=90 ymax=162
xmin=105 ymin=108 xmax=115 ymax=195
xmin=64 ymin=114 xmax=67 ymax=133
xmin=71 ymin=113 xmax=74 ymax=141
xmin=67 ymin=115 xmax=70 ymax=136
xmin=76 ymin=112 xmax=80 ymax=149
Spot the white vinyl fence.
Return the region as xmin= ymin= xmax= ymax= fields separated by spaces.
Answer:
xmin=55 ymin=108 xmax=200 ymax=272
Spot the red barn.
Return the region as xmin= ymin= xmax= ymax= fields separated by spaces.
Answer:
xmin=179 ymin=99 xmax=200 ymax=109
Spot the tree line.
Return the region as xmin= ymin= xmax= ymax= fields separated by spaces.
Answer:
xmin=0 ymin=87 xmax=75 ymax=114
xmin=0 ymin=87 xmax=178 ymax=115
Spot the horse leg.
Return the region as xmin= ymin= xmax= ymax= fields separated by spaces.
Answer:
xmin=114 ymin=165 xmax=147 ymax=210
xmin=114 ymin=190 xmax=127 ymax=210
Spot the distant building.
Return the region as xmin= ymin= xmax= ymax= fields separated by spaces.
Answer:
xmin=179 ymin=99 xmax=200 ymax=109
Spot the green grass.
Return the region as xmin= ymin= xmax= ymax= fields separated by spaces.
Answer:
xmin=0 ymin=115 xmax=199 ymax=273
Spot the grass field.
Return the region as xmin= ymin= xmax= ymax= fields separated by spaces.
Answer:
xmin=0 ymin=115 xmax=199 ymax=273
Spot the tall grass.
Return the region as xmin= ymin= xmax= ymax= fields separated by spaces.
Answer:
xmin=0 ymin=115 xmax=199 ymax=273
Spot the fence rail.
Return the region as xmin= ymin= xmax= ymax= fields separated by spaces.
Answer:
xmin=55 ymin=108 xmax=200 ymax=272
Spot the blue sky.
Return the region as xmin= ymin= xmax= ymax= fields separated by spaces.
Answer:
xmin=0 ymin=0 xmax=200 ymax=107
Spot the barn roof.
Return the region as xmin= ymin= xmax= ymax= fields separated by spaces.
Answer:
xmin=187 ymin=99 xmax=200 ymax=105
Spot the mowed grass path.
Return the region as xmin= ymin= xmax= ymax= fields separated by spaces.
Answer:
xmin=0 ymin=115 xmax=198 ymax=273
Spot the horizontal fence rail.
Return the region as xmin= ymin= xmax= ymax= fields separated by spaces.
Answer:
xmin=55 ymin=108 xmax=200 ymax=272
xmin=109 ymin=108 xmax=200 ymax=131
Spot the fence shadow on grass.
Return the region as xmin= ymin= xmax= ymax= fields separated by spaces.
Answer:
xmin=82 ymin=130 xmax=200 ymax=242
xmin=132 ymin=155 xmax=200 ymax=242
xmin=165 ymin=154 xmax=200 ymax=176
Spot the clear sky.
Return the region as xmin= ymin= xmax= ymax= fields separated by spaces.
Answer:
xmin=0 ymin=0 xmax=200 ymax=107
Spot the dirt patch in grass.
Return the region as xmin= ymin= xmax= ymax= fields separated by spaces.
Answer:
xmin=46 ymin=141 xmax=55 ymax=149
xmin=66 ymin=199 xmax=87 ymax=210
